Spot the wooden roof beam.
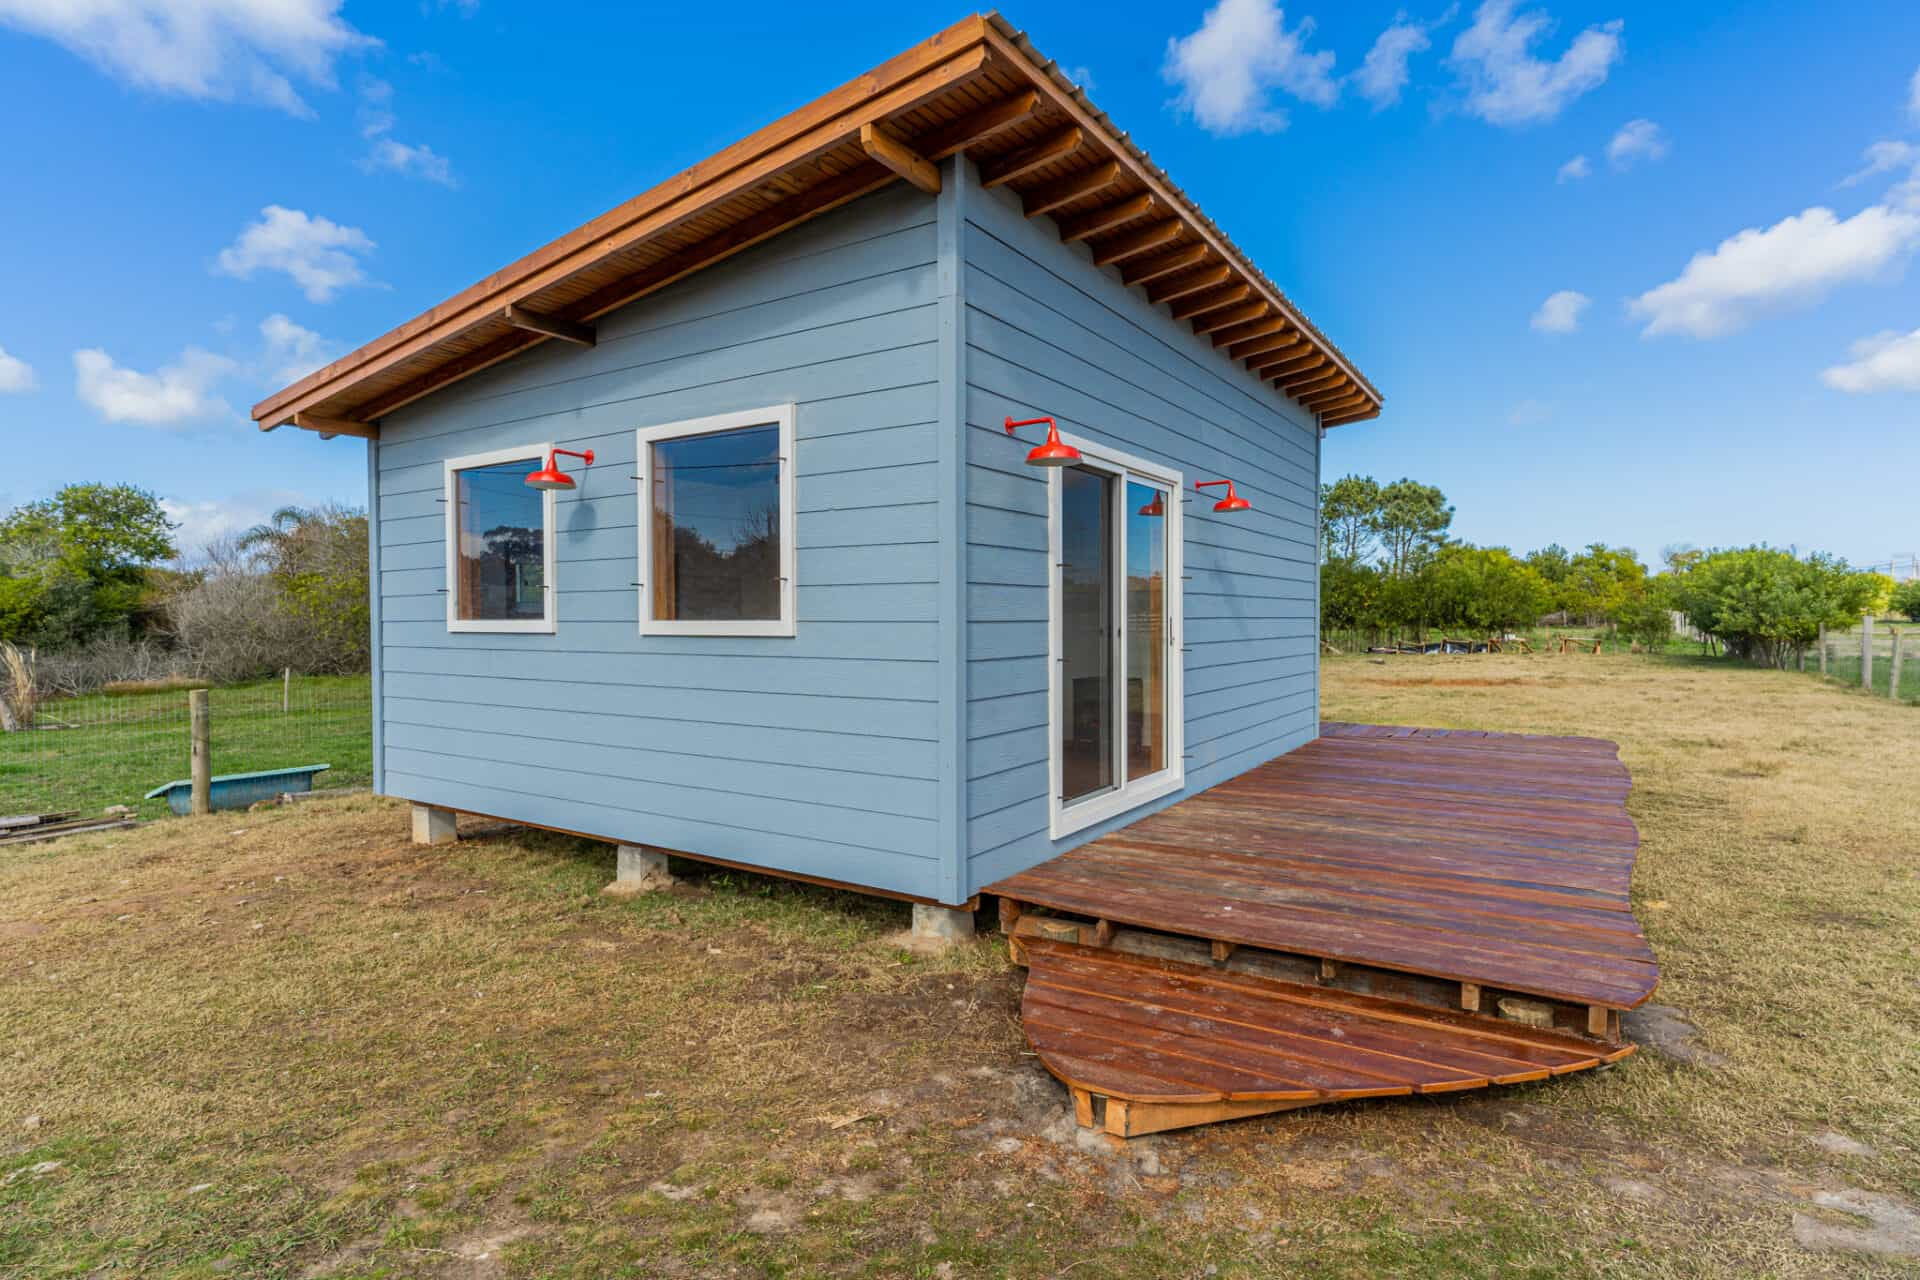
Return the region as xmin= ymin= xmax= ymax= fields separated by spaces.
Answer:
xmin=1056 ymin=191 xmax=1154 ymax=243
xmin=291 ymin=412 xmax=377 ymax=440
xmin=1120 ymin=243 xmax=1208 ymax=287
xmin=1090 ymin=219 xmax=1180 ymax=268
xmin=1213 ymin=315 xmax=1289 ymax=349
xmin=502 ymin=303 xmax=596 ymax=347
xmin=908 ymin=88 xmax=1040 ymax=159
xmin=859 ymin=123 xmax=941 ymax=194
xmin=1283 ymin=370 xmax=1347 ymax=398
xmin=1322 ymin=405 xmax=1379 ymax=427
xmin=1255 ymin=351 xmax=1324 ymax=380
xmin=979 ymin=126 xmax=1085 ymax=187
xmin=1306 ymin=388 xmax=1369 ymax=413
xmin=1145 ymin=263 xmax=1230 ymax=305
xmin=1229 ymin=330 xmax=1303 ymax=363
xmin=1192 ymin=301 xmax=1268 ymax=336
xmin=1169 ymin=283 xmax=1250 ymax=322
xmin=1022 ymin=160 xmax=1121 ymax=217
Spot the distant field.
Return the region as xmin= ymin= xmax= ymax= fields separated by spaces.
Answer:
xmin=0 ymin=674 xmax=371 ymax=820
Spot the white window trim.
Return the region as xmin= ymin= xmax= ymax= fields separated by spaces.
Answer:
xmin=635 ymin=404 xmax=797 ymax=638
xmin=1047 ymin=432 xmax=1185 ymax=841
xmin=444 ymin=443 xmax=559 ymax=634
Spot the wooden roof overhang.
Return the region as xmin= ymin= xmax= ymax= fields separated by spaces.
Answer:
xmin=253 ymin=12 xmax=1381 ymax=440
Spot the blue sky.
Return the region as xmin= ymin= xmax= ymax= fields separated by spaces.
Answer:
xmin=0 ymin=1 xmax=1915 ymax=572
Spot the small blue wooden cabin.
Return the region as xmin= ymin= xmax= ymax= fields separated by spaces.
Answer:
xmin=254 ymin=14 xmax=1381 ymax=911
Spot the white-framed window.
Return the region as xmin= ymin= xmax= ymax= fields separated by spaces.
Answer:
xmin=443 ymin=443 xmax=558 ymax=634
xmin=1047 ymin=432 xmax=1185 ymax=840
xmin=635 ymin=404 xmax=796 ymax=638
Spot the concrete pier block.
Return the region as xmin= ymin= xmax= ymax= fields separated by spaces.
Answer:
xmin=910 ymin=902 xmax=976 ymax=949
xmin=410 ymin=803 xmax=457 ymax=846
xmin=604 ymin=843 xmax=675 ymax=897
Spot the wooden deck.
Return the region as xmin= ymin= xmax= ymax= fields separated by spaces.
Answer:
xmin=989 ymin=722 xmax=1659 ymax=1135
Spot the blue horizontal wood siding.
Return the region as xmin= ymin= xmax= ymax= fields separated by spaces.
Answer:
xmin=958 ymin=170 xmax=1324 ymax=896
xmin=372 ymin=184 xmax=948 ymax=899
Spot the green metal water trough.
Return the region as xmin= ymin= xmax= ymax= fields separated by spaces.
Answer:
xmin=145 ymin=764 xmax=331 ymax=815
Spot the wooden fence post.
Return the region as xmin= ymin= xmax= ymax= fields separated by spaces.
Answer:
xmin=1892 ymin=628 xmax=1904 ymax=703
xmin=1818 ymin=624 xmax=1828 ymax=675
xmin=189 ymin=689 xmax=211 ymax=817
xmin=283 ymin=666 xmax=291 ymax=714
xmin=1861 ymin=614 xmax=1874 ymax=691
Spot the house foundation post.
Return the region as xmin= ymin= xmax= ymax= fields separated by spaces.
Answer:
xmin=910 ymin=902 xmax=976 ymax=949
xmin=410 ymin=803 xmax=457 ymax=846
xmin=605 ymin=843 xmax=675 ymax=897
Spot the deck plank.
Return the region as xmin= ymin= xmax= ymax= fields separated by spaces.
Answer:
xmin=989 ymin=721 xmax=1659 ymax=1010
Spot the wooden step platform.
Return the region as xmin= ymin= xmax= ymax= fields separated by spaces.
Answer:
xmin=1023 ymin=937 xmax=1634 ymax=1137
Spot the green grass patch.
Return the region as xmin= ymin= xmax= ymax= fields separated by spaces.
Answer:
xmin=0 ymin=673 xmax=371 ymax=819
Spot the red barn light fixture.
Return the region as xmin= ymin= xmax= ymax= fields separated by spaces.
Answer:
xmin=525 ymin=447 xmax=595 ymax=490
xmin=1004 ymin=415 xmax=1080 ymax=467
xmin=1196 ymin=479 xmax=1250 ymax=513
xmin=1137 ymin=492 xmax=1166 ymax=517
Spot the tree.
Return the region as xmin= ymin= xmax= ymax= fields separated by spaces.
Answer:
xmin=1891 ymin=579 xmax=1920 ymax=622
xmin=236 ymin=504 xmax=370 ymax=674
xmin=1424 ymin=546 xmax=1550 ymax=635
xmin=1370 ymin=479 xmax=1452 ymax=578
xmin=1669 ymin=547 xmax=1878 ymax=667
xmin=1615 ymin=578 xmax=1676 ymax=652
xmin=1566 ymin=543 xmax=1647 ymax=625
xmin=0 ymin=484 xmax=176 ymax=648
xmin=1318 ymin=474 xmax=1380 ymax=565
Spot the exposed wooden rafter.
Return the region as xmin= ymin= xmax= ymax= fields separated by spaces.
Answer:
xmin=908 ymin=88 xmax=1040 ymax=159
xmin=293 ymin=412 xmax=377 ymax=440
xmin=979 ymin=126 xmax=1084 ymax=188
xmin=1285 ymin=372 xmax=1348 ymax=399
xmin=1192 ymin=301 xmax=1267 ymax=336
xmin=858 ymin=123 xmax=941 ymax=194
xmin=1021 ymin=160 xmax=1121 ymax=217
xmin=502 ymin=303 xmax=596 ymax=347
xmin=1321 ymin=406 xmax=1378 ymax=427
xmin=1229 ymin=330 xmax=1301 ymax=363
xmin=1056 ymin=192 xmax=1154 ymax=243
xmin=1090 ymin=219 xmax=1180 ymax=268
xmin=1256 ymin=351 xmax=1324 ymax=380
xmin=1307 ymin=388 xmax=1368 ymax=413
xmin=1169 ymin=284 xmax=1250 ymax=322
xmin=1145 ymin=263 xmax=1230 ymax=305
xmin=1120 ymin=243 xmax=1208 ymax=287
xmin=1211 ymin=315 xmax=1288 ymax=348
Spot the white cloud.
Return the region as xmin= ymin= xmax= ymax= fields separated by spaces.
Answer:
xmin=1448 ymin=0 xmax=1622 ymax=126
xmin=1843 ymin=140 xmax=1918 ymax=187
xmin=1061 ymin=64 xmax=1096 ymax=92
xmin=356 ymin=76 xmax=457 ymax=186
xmin=214 ymin=205 xmax=377 ymax=302
xmin=0 ymin=345 xmax=34 ymax=393
xmin=1607 ymin=118 xmax=1666 ymax=170
xmin=1530 ymin=289 xmax=1590 ymax=333
xmin=0 ymin=0 xmax=374 ymax=116
xmin=1355 ymin=14 xmax=1433 ymax=110
xmin=1557 ymin=153 xmax=1590 ymax=182
xmin=1628 ymin=204 xmax=1920 ymax=339
xmin=258 ymin=313 xmax=340 ymax=387
xmin=1163 ymin=0 xmax=1338 ymax=135
xmin=162 ymin=489 xmax=316 ymax=562
xmin=1821 ymin=328 xmax=1920 ymax=393
xmin=73 ymin=346 xmax=237 ymax=427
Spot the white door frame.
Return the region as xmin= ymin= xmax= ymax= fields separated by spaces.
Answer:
xmin=1046 ymin=431 xmax=1185 ymax=841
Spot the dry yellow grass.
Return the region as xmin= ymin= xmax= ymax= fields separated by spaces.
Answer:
xmin=0 ymin=653 xmax=1916 ymax=1277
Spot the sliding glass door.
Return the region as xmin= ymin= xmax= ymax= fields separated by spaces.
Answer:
xmin=1050 ymin=443 xmax=1183 ymax=838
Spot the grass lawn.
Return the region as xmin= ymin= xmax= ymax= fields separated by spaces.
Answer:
xmin=0 ymin=674 xmax=371 ymax=821
xmin=2 ymin=655 xmax=1917 ymax=1277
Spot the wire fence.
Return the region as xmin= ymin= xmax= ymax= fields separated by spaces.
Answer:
xmin=1800 ymin=619 xmax=1920 ymax=704
xmin=0 ymin=673 xmax=372 ymax=821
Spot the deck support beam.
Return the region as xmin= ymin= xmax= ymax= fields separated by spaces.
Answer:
xmin=1461 ymin=982 xmax=1482 ymax=1014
